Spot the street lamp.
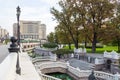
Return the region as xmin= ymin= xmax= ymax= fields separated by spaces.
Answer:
xmin=16 ymin=6 xmax=21 ymax=46
xmin=16 ymin=6 xmax=21 ymax=75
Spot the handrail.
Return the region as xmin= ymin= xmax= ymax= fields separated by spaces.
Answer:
xmin=35 ymin=62 xmax=67 ymax=70
xmin=36 ymin=68 xmax=61 ymax=80
xmin=40 ymin=72 xmax=61 ymax=80
xmin=0 ymin=53 xmax=17 ymax=80
xmin=32 ymin=56 xmax=56 ymax=63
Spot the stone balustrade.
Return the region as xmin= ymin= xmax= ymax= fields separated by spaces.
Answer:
xmin=35 ymin=62 xmax=67 ymax=71
xmin=74 ymin=48 xmax=86 ymax=54
xmin=94 ymin=71 xmax=115 ymax=80
xmin=35 ymin=61 xmax=120 ymax=80
xmin=95 ymin=58 xmax=104 ymax=64
xmin=32 ymin=51 xmax=57 ymax=62
xmin=39 ymin=72 xmax=61 ymax=80
xmin=0 ymin=53 xmax=17 ymax=80
xmin=32 ymin=56 xmax=57 ymax=63
xmin=1 ymin=49 xmax=120 ymax=80
xmin=104 ymin=50 xmax=119 ymax=59
xmin=0 ymin=52 xmax=43 ymax=80
xmin=35 ymin=66 xmax=61 ymax=80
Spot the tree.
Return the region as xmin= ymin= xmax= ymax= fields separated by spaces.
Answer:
xmin=51 ymin=0 xmax=86 ymax=49
xmin=55 ymin=24 xmax=73 ymax=49
xmin=47 ymin=32 xmax=55 ymax=43
xmin=51 ymin=0 xmax=116 ymax=53
xmin=82 ymin=0 xmax=115 ymax=53
xmin=110 ymin=2 xmax=120 ymax=52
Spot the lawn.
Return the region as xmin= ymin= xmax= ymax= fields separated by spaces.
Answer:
xmin=64 ymin=45 xmax=118 ymax=54
xmin=87 ymin=46 xmax=118 ymax=53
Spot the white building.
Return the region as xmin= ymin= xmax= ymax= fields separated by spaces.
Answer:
xmin=0 ymin=26 xmax=9 ymax=41
xmin=13 ymin=20 xmax=46 ymax=40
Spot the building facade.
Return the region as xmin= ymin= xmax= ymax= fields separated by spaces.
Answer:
xmin=13 ymin=20 xmax=46 ymax=40
xmin=0 ymin=26 xmax=9 ymax=42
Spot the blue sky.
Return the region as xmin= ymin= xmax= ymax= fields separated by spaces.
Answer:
xmin=0 ymin=0 xmax=60 ymax=36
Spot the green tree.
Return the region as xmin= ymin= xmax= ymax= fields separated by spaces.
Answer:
xmin=110 ymin=2 xmax=120 ymax=52
xmin=81 ymin=0 xmax=115 ymax=53
xmin=47 ymin=32 xmax=55 ymax=43
xmin=55 ymin=24 xmax=73 ymax=49
xmin=51 ymin=0 xmax=116 ymax=53
xmin=51 ymin=0 xmax=86 ymax=49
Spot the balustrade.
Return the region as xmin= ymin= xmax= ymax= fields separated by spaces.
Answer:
xmin=35 ymin=61 xmax=120 ymax=80
xmin=40 ymin=73 xmax=61 ymax=80
xmin=0 ymin=53 xmax=17 ymax=80
xmin=104 ymin=50 xmax=119 ymax=59
xmin=35 ymin=62 xmax=67 ymax=70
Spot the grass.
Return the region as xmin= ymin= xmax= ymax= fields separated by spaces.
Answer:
xmin=64 ymin=45 xmax=118 ymax=54
xmin=87 ymin=46 xmax=118 ymax=53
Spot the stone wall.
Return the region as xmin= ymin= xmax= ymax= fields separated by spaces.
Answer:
xmin=41 ymin=67 xmax=79 ymax=80
xmin=67 ymin=70 xmax=84 ymax=80
xmin=111 ymin=64 xmax=120 ymax=74
xmin=40 ymin=67 xmax=105 ymax=80
xmin=41 ymin=67 xmax=67 ymax=74
xmin=95 ymin=64 xmax=105 ymax=70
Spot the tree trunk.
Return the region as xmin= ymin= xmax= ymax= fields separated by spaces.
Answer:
xmin=118 ymin=39 xmax=120 ymax=53
xmin=85 ymin=36 xmax=87 ymax=48
xmin=85 ymin=41 xmax=87 ymax=48
xmin=75 ymin=30 xmax=79 ymax=49
xmin=75 ymin=41 xmax=79 ymax=49
xmin=92 ymin=32 xmax=97 ymax=53
xmin=68 ymin=43 xmax=71 ymax=50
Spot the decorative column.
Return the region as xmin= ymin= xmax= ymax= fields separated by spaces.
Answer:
xmin=8 ymin=37 xmax=21 ymax=75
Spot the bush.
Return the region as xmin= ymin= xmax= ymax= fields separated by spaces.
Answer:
xmin=52 ymin=49 xmax=73 ymax=55
xmin=43 ymin=42 xmax=58 ymax=48
xmin=52 ymin=49 xmax=73 ymax=59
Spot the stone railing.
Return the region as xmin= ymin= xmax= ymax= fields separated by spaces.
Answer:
xmin=67 ymin=62 xmax=91 ymax=78
xmin=94 ymin=71 xmax=115 ymax=80
xmin=74 ymin=48 xmax=86 ymax=54
xmin=0 ymin=53 xmax=17 ymax=80
xmin=35 ymin=61 xmax=120 ymax=80
xmin=35 ymin=62 xmax=67 ymax=70
xmin=32 ymin=57 xmax=54 ymax=63
xmin=32 ymin=55 xmax=57 ymax=63
xmin=95 ymin=58 xmax=104 ymax=64
xmin=68 ymin=62 xmax=120 ymax=80
xmin=35 ymin=67 xmax=61 ymax=80
xmin=39 ymin=72 xmax=61 ymax=80
xmin=104 ymin=50 xmax=119 ymax=59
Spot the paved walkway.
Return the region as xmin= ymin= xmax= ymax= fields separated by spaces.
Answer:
xmin=16 ymin=53 xmax=41 ymax=80
xmin=0 ymin=44 xmax=9 ymax=63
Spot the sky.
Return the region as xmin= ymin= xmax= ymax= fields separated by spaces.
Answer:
xmin=0 ymin=0 xmax=60 ymax=36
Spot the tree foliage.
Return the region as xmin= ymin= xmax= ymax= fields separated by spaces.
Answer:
xmin=47 ymin=32 xmax=55 ymax=43
xmin=51 ymin=0 xmax=118 ymax=53
xmin=43 ymin=42 xmax=58 ymax=48
xmin=55 ymin=24 xmax=73 ymax=49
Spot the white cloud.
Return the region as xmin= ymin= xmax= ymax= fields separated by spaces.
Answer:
xmin=40 ymin=0 xmax=59 ymax=4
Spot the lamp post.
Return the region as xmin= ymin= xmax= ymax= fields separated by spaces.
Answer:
xmin=118 ymin=24 xmax=120 ymax=53
xmin=16 ymin=6 xmax=21 ymax=47
xmin=16 ymin=6 xmax=21 ymax=75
